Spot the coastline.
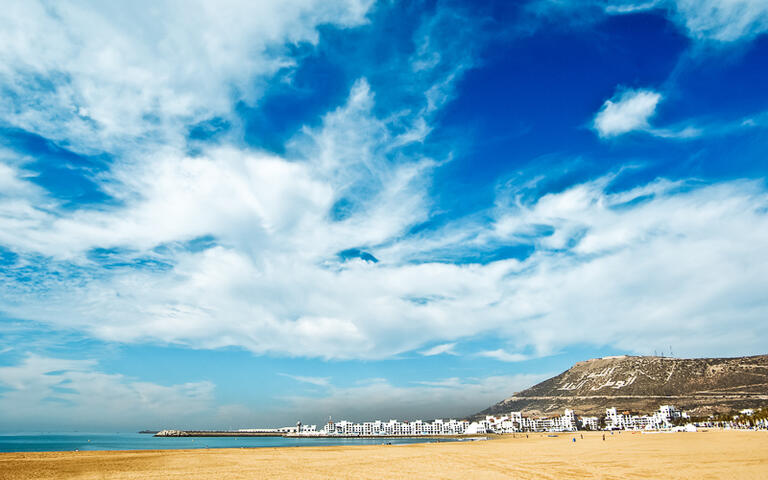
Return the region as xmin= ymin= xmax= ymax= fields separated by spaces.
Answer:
xmin=154 ymin=431 xmax=285 ymax=437
xmin=156 ymin=431 xmax=488 ymax=439
xmin=2 ymin=430 xmax=766 ymax=480
xmin=0 ymin=432 xmax=465 ymax=454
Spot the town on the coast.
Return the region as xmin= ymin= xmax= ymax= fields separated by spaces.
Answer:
xmin=292 ymin=405 xmax=767 ymax=436
xmin=155 ymin=405 xmax=768 ymax=437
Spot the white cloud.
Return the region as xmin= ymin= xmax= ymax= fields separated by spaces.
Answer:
xmin=0 ymin=1 xmax=504 ymax=364
xmin=600 ymin=1 xmax=768 ymax=42
xmin=279 ymin=373 xmax=331 ymax=387
xmin=0 ymin=2 xmax=766 ymax=367
xmin=604 ymin=1 xmax=663 ymax=14
xmin=477 ymin=349 xmax=530 ymax=362
xmin=0 ymin=79 xmax=449 ymax=360
xmin=0 ymin=0 xmax=373 ymax=153
xmin=419 ymin=343 xmax=457 ymax=356
xmin=4 ymin=167 xmax=768 ymax=362
xmin=669 ymin=0 xmax=768 ymax=42
xmin=484 ymin=177 xmax=768 ymax=357
xmin=593 ymin=88 xmax=662 ymax=137
xmin=592 ymin=87 xmax=702 ymax=139
xmin=646 ymin=125 xmax=702 ymax=138
xmin=532 ymin=1 xmax=768 ymax=43
xmin=0 ymin=354 xmax=244 ymax=431
xmin=276 ymin=374 xmax=550 ymax=423
xmin=0 ymin=354 xmax=548 ymax=429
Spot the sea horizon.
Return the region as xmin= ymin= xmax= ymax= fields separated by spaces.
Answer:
xmin=0 ymin=432 xmax=457 ymax=453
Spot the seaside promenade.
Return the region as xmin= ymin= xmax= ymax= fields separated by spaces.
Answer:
xmin=2 ymin=430 xmax=766 ymax=479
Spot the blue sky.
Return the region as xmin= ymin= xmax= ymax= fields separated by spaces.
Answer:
xmin=1 ymin=0 xmax=768 ymax=431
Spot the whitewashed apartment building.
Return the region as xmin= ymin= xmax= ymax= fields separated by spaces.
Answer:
xmin=604 ymin=405 xmax=685 ymax=430
xmin=318 ymin=418 xmax=470 ymax=436
xmin=476 ymin=405 xmax=687 ymax=433
xmin=478 ymin=409 xmax=578 ymax=433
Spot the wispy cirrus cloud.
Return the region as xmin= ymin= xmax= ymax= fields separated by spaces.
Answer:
xmin=0 ymin=0 xmax=374 ymax=154
xmin=666 ymin=0 xmax=768 ymax=43
xmin=528 ymin=0 xmax=768 ymax=43
xmin=420 ymin=343 xmax=457 ymax=356
xmin=477 ymin=350 xmax=531 ymax=363
xmin=279 ymin=373 xmax=332 ymax=387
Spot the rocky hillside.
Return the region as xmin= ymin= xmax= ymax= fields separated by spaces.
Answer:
xmin=477 ymin=354 xmax=768 ymax=418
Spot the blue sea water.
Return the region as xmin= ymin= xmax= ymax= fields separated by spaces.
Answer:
xmin=0 ymin=433 xmax=454 ymax=453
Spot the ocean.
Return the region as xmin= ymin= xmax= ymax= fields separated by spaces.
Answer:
xmin=0 ymin=433 xmax=454 ymax=453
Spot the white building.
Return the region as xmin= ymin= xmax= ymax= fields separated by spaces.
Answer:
xmin=310 ymin=404 xmax=690 ymax=436
xmin=318 ymin=418 xmax=470 ymax=436
xmin=603 ymin=405 xmax=684 ymax=430
xmin=580 ymin=416 xmax=599 ymax=430
xmin=658 ymin=405 xmax=681 ymax=421
xmin=478 ymin=410 xmax=578 ymax=433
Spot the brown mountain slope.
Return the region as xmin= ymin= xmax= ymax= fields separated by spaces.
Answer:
xmin=477 ymin=354 xmax=768 ymax=418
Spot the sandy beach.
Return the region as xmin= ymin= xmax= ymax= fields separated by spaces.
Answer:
xmin=1 ymin=430 xmax=766 ymax=479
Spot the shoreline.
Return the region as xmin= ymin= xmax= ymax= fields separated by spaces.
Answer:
xmin=285 ymin=434 xmax=490 ymax=439
xmin=0 ymin=439 xmax=462 ymax=457
xmin=0 ymin=433 xmax=473 ymax=455
xmin=156 ymin=431 xmax=489 ymax=439
xmin=1 ymin=430 xmax=766 ymax=480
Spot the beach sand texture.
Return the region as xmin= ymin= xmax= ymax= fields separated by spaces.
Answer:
xmin=1 ymin=430 xmax=766 ymax=479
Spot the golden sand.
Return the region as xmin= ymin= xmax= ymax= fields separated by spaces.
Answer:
xmin=1 ymin=430 xmax=767 ymax=479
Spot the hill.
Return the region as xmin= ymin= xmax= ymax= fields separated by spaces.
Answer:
xmin=477 ymin=354 xmax=768 ymax=418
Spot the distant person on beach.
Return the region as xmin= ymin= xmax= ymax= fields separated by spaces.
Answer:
xmin=602 ymin=434 xmax=605 ymax=441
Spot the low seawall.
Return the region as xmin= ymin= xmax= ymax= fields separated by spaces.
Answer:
xmin=284 ymin=434 xmax=490 ymax=440
xmin=155 ymin=430 xmax=489 ymax=439
xmin=155 ymin=431 xmax=285 ymax=437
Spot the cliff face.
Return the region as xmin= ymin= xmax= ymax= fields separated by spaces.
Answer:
xmin=477 ymin=354 xmax=768 ymax=417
